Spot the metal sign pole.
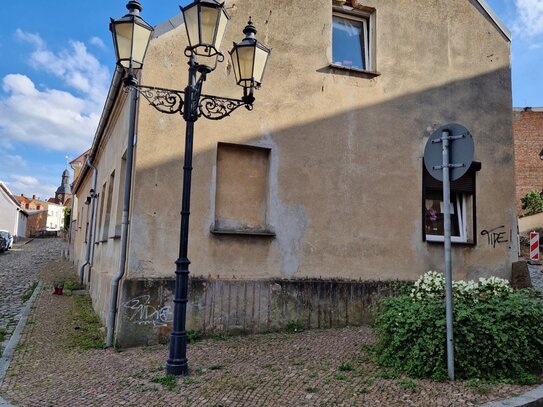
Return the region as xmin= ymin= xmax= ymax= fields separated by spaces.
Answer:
xmin=441 ymin=129 xmax=455 ymax=381
xmin=425 ymin=123 xmax=473 ymax=382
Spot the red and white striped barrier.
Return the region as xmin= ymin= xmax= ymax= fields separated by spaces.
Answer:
xmin=530 ymin=232 xmax=539 ymax=261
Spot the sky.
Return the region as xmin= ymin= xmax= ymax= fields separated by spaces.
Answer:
xmin=0 ymin=0 xmax=542 ymax=200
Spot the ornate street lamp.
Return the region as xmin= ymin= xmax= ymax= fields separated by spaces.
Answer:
xmin=109 ymin=0 xmax=271 ymax=376
xmin=181 ymin=0 xmax=230 ymax=58
xmin=110 ymin=0 xmax=154 ymax=72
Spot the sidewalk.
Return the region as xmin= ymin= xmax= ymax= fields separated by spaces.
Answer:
xmin=0 ymin=257 xmax=539 ymax=407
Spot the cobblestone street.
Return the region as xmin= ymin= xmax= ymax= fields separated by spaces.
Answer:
xmin=0 ymin=248 xmax=537 ymax=406
xmin=0 ymin=238 xmax=65 ymax=348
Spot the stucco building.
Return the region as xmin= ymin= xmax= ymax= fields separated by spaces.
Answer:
xmin=0 ymin=182 xmax=28 ymax=239
xmin=71 ymin=0 xmax=518 ymax=347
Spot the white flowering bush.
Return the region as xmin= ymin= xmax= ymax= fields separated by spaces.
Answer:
xmin=376 ymin=272 xmax=543 ymax=382
xmin=410 ymin=271 xmax=512 ymax=303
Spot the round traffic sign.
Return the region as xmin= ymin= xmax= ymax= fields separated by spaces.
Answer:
xmin=424 ymin=123 xmax=474 ymax=182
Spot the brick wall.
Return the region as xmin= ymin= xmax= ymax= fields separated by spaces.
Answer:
xmin=513 ymin=108 xmax=543 ymax=215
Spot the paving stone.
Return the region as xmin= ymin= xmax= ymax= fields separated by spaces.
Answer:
xmin=0 ymin=238 xmax=65 ymax=348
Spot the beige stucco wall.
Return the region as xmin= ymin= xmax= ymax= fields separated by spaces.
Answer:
xmin=124 ymin=0 xmax=516 ymax=286
xmin=72 ymin=89 xmax=133 ymax=321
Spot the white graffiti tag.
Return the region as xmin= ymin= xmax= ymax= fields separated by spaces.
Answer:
xmin=123 ymin=295 xmax=173 ymax=328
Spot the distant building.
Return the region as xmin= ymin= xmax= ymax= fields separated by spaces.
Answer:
xmin=0 ymin=181 xmax=28 ymax=239
xmin=48 ymin=169 xmax=72 ymax=206
xmin=513 ymin=107 xmax=543 ymax=215
xmin=70 ymin=150 xmax=90 ymax=186
xmin=15 ymin=194 xmax=46 ymax=211
xmin=17 ymin=194 xmax=66 ymax=236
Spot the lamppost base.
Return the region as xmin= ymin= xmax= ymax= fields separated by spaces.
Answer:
xmin=166 ymin=361 xmax=188 ymax=376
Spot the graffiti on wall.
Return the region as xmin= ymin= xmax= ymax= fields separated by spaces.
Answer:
xmin=122 ymin=295 xmax=173 ymax=328
xmin=480 ymin=225 xmax=512 ymax=249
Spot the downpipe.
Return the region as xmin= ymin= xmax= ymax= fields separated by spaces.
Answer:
xmin=106 ymin=80 xmax=138 ymax=348
xmin=79 ymin=157 xmax=98 ymax=285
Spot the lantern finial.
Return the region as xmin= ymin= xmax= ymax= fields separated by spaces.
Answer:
xmin=126 ymin=1 xmax=142 ymax=14
xmin=243 ymin=17 xmax=257 ymax=38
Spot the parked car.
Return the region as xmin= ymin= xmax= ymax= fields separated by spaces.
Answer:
xmin=0 ymin=234 xmax=7 ymax=253
xmin=0 ymin=230 xmax=13 ymax=250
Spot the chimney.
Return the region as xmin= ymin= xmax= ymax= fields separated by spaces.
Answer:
xmin=20 ymin=194 xmax=24 ymax=197
xmin=32 ymin=195 xmax=36 ymax=200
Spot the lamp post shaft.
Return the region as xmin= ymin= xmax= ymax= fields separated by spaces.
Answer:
xmin=166 ymin=57 xmax=198 ymax=376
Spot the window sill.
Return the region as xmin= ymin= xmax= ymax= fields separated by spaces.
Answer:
xmin=329 ymin=64 xmax=381 ymax=77
xmin=425 ymin=235 xmax=475 ymax=246
xmin=109 ymin=235 xmax=121 ymax=240
xmin=211 ymin=228 xmax=276 ymax=237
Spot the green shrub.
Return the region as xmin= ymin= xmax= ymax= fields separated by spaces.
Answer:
xmin=521 ymin=190 xmax=543 ymax=216
xmin=373 ymin=291 xmax=543 ymax=382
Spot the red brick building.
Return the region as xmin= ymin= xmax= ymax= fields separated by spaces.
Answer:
xmin=513 ymin=107 xmax=543 ymax=215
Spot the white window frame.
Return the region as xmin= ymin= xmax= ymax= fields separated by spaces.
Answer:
xmin=332 ymin=7 xmax=375 ymax=72
xmin=425 ymin=193 xmax=470 ymax=243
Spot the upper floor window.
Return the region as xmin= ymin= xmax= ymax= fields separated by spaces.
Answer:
xmin=332 ymin=9 xmax=374 ymax=72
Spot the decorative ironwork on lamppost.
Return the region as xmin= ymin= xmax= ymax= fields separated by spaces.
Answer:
xmin=110 ymin=0 xmax=271 ymax=376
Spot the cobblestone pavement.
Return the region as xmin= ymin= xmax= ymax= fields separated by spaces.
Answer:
xmin=528 ymin=262 xmax=543 ymax=289
xmin=0 ymin=238 xmax=65 ymax=349
xmin=0 ymin=258 xmax=536 ymax=407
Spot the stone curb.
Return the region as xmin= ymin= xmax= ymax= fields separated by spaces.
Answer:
xmin=0 ymin=281 xmax=43 ymax=407
xmin=479 ymin=386 xmax=543 ymax=407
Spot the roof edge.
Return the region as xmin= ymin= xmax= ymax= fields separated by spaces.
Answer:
xmin=474 ymin=0 xmax=511 ymax=42
xmin=514 ymin=107 xmax=543 ymax=112
xmin=73 ymin=66 xmax=124 ymax=195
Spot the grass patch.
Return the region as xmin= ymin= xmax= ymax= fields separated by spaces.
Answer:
xmin=338 ymin=363 xmax=353 ymax=372
xmin=373 ymin=369 xmax=399 ymax=380
xmin=398 ymin=378 xmax=418 ymax=390
xmin=0 ymin=328 xmax=6 ymax=342
xmin=70 ymin=296 xmax=104 ymax=350
xmin=211 ymin=334 xmax=231 ymax=341
xmin=305 ymin=387 xmax=319 ymax=393
xmin=187 ymin=329 xmax=201 ymax=344
xmin=21 ymin=281 xmax=38 ymax=302
xmin=286 ymin=320 xmax=304 ymax=334
xmin=208 ymin=364 xmax=223 ymax=371
xmin=151 ymin=374 xmax=177 ymax=390
xmin=63 ymin=278 xmax=85 ymax=291
xmin=465 ymin=379 xmax=493 ymax=395
xmin=333 ymin=373 xmax=347 ymax=381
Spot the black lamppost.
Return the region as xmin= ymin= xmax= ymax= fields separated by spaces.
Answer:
xmin=110 ymin=0 xmax=271 ymax=376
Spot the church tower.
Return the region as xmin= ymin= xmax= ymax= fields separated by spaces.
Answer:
xmin=54 ymin=169 xmax=72 ymax=205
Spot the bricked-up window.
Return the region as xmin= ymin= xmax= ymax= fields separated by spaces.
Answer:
xmin=97 ymin=182 xmax=106 ymax=242
xmin=115 ymin=152 xmax=127 ymax=237
xmin=213 ymin=143 xmax=272 ymax=234
xmin=422 ymin=162 xmax=481 ymax=244
xmin=103 ymin=171 xmax=115 ymax=240
xmin=332 ymin=8 xmax=375 ymax=71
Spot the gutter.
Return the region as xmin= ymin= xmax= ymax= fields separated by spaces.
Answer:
xmin=79 ymin=157 xmax=98 ymax=285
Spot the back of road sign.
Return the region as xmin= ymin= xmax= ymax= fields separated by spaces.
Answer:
xmin=424 ymin=123 xmax=474 ymax=182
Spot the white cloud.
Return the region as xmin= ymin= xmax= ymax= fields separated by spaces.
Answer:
xmin=513 ymin=0 xmax=543 ymax=37
xmin=7 ymin=174 xmax=57 ymax=200
xmin=14 ymin=29 xmax=45 ymax=49
xmin=0 ymin=74 xmax=100 ymax=152
xmin=90 ymin=36 xmax=107 ymax=50
xmin=1 ymin=154 xmax=27 ymax=168
xmin=18 ymin=31 xmax=110 ymax=105
xmin=0 ymin=31 xmax=111 ymax=153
